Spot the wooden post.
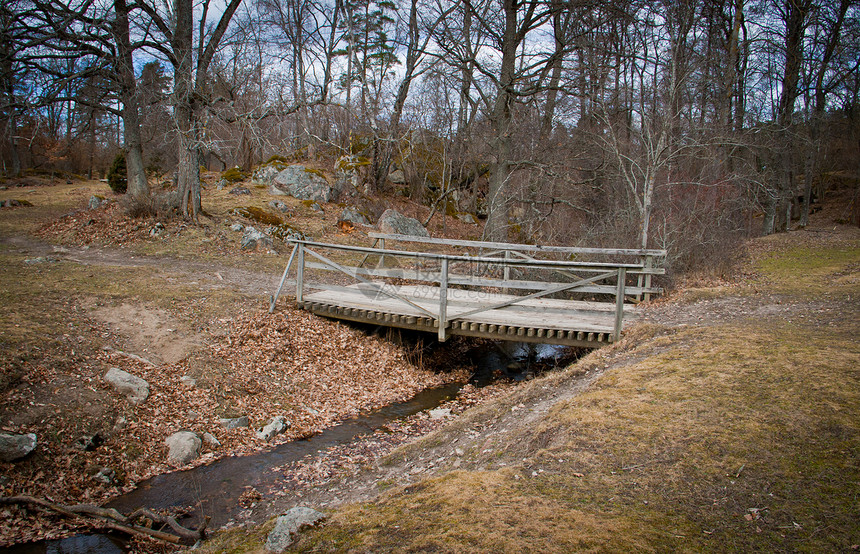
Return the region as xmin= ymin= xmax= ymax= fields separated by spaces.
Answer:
xmin=503 ymin=250 xmax=511 ymax=294
xmin=296 ymin=243 xmax=305 ymax=304
xmin=643 ymin=255 xmax=654 ymax=302
xmin=379 ymin=238 xmax=386 ymax=268
xmin=438 ymin=258 xmax=449 ymax=341
xmin=614 ymin=267 xmax=626 ymax=342
xmin=269 ymin=243 xmax=300 ymax=313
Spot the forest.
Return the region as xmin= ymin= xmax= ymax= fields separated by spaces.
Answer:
xmin=1 ymin=0 xmax=859 ymax=271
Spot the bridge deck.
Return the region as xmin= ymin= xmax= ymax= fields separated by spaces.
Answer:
xmin=300 ymin=283 xmax=638 ymax=347
xmin=271 ymin=236 xmax=665 ymax=348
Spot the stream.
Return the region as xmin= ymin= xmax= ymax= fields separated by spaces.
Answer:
xmin=2 ymin=340 xmax=577 ymax=553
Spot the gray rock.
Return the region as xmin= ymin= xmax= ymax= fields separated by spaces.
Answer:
xmin=455 ymin=212 xmax=478 ymax=224
xmin=220 ymin=416 xmax=249 ymax=429
xmin=216 ymin=178 xmax=229 ymax=190
xmin=241 ymin=226 xmax=274 ymax=251
xmin=165 ymin=431 xmax=201 ymax=466
xmin=333 ymin=155 xmax=370 ymax=198
xmin=338 ymin=206 xmax=369 ymax=226
xmin=265 ymin=507 xmax=327 ymax=552
xmin=0 ymin=433 xmax=37 ymax=462
xmin=92 ymin=466 xmax=116 ymax=484
xmin=88 ymin=195 xmax=106 ymax=209
xmin=231 ymin=222 xmax=244 ymax=232
xmin=202 ymin=432 xmax=220 ymax=448
xmin=229 ymin=186 xmax=251 ymax=195
xmin=180 ymin=375 xmax=196 ymax=387
xmin=252 ymin=164 xmax=282 ymax=187
xmin=103 ymin=367 xmax=149 ymax=404
xmin=150 ymin=222 xmax=165 ymax=237
xmin=269 ymin=200 xmax=290 ymax=213
xmin=271 ymin=166 xmax=332 ymax=203
xmin=377 ymin=209 xmax=429 ymax=237
xmin=257 ymin=416 xmax=288 ymax=441
xmin=388 ymin=169 xmax=406 ymax=184
xmin=429 ymin=408 xmax=452 ymax=420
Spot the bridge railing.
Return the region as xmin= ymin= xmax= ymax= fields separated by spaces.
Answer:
xmin=365 ymin=233 xmax=667 ymax=301
xmin=270 ymin=236 xmax=665 ymax=343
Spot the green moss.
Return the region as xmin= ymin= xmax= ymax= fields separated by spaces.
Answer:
xmin=266 ymin=154 xmax=289 ymax=165
xmin=221 ymin=167 xmax=247 ymax=183
xmin=228 ymin=206 xmax=283 ymax=226
xmin=303 ymin=167 xmax=326 ymax=179
xmin=336 ymin=156 xmax=371 ymax=172
xmin=268 ymin=223 xmax=303 ymax=241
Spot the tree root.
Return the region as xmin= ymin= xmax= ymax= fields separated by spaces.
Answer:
xmin=0 ymin=495 xmax=209 ymax=546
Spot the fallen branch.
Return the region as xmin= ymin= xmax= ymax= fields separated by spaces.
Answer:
xmin=0 ymin=496 xmax=208 ymax=545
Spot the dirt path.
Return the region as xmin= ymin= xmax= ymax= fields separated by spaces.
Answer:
xmin=1 ymin=234 xmax=283 ymax=298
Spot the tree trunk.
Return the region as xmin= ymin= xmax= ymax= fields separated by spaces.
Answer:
xmin=114 ymin=0 xmax=149 ymax=202
xmin=172 ymin=0 xmax=199 ymax=218
xmin=483 ymin=0 xmax=519 ymax=242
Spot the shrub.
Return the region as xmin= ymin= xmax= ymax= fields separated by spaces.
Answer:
xmin=107 ymin=153 xmax=127 ymax=194
xmin=222 ymin=166 xmax=247 ymax=183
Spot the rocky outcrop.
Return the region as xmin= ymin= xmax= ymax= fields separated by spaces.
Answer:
xmin=103 ymin=368 xmax=149 ymax=404
xmin=271 ymin=166 xmax=332 ymax=203
xmin=265 ymin=507 xmax=327 ymax=552
xmin=252 ymin=164 xmax=282 ymax=187
xmin=165 ymin=431 xmax=201 ymax=466
xmin=377 ymin=209 xmax=429 ymax=237
xmin=334 ymin=155 xmax=370 ymax=198
xmin=0 ymin=433 xmax=37 ymax=462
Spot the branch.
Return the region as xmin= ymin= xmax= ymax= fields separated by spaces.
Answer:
xmin=0 ymin=495 xmax=208 ymax=546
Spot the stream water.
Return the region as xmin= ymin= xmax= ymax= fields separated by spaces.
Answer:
xmin=2 ymin=340 xmax=578 ymax=553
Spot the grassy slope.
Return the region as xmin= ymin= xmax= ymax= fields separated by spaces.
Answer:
xmin=251 ymin=234 xmax=859 ymax=552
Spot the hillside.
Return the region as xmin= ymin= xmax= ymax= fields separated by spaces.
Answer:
xmin=0 ymin=174 xmax=858 ymax=552
xmin=205 ymin=220 xmax=860 ymax=550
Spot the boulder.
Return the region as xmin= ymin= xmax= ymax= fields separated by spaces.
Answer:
xmin=377 ymin=209 xmax=429 ymax=237
xmin=338 ymin=206 xmax=369 ymax=227
xmin=388 ymin=169 xmax=406 ymax=185
xmin=103 ymin=367 xmax=149 ymax=404
xmin=265 ymin=507 xmax=327 ymax=552
xmin=202 ymin=432 xmax=220 ymax=448
xmin=334 ymin=155 xmax=371 ymax=198
xmin=428 ymin=408 xmax=452 ymax=420
xmin=257 ymin=416 xmax=288 ymax=441
xmin=455 ymin=212 xmax=478 ymax=225
xmin=88 ymin=195 xmax=106 ymax=209
xmin=0 ymin=433 xmax=37 ymax=462
xmin=229 ymin=186 xmax=251 ymax=195
xmin=220 ymin=416 xmax=250 ymax=429
xmin=252 ymin=164 xmax=282 ymax=187
xmin=241 ymin=226 xmax=274 ymax=251
xmin=271 ymin=166 xmax=332 ymax=203
xmin=165 ymin=431 xmax=201 ymax=466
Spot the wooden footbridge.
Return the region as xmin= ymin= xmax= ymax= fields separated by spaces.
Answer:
xmin=270 ymin=233 xmax=665 ymax=348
